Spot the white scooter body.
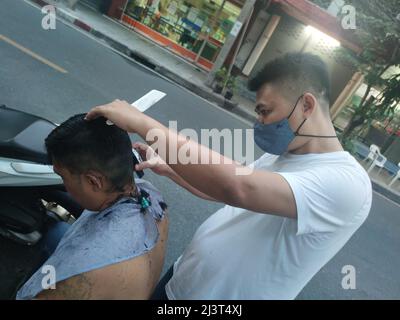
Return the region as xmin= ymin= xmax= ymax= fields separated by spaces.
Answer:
xmin=0 ymin=90 xmax=166 ymax=187
xmin=0 ymin=158 xmax=61 ymax=187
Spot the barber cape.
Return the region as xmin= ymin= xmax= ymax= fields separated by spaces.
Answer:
xmin=16 ymin=179 xmax=166 ymax=300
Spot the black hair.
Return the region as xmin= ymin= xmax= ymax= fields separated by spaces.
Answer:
xmin=248 ymin=52 xmax=331 ymax=109
xmin=45 ymin=114 xmax=134 ymax=192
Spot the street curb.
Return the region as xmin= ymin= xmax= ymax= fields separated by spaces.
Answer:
xmin=155 ymin=66 xmax=256 ymax=123
xmin=93 ymin=28 xmax=258 ymax=124
xmin=34 ymin=0 xmax=93 ymax=31
xmin=31 ymin=0 xmax=257 ymax=124
xmin=371 ymin=180 xmax=400 ymax=204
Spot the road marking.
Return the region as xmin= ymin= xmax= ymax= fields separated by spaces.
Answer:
xmin=0 ymin=34 xmax=68 ymax=74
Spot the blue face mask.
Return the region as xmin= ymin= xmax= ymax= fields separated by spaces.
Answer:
xmin=253 ymin=94 xmax=337 ymax=155
xmin=253 ymin=95 xmax=307 ymax=155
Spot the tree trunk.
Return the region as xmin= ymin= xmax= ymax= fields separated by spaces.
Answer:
xmin=341 ymin=114 xmax=366 ymax=138
xmin=341 ymin=84 xmax=372 ymax=139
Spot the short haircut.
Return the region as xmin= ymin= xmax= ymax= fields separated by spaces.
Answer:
xmin=45 ymin=114 xmax=134 ymax=192
xmin=248 ymin=52 xmax=331 ymax=110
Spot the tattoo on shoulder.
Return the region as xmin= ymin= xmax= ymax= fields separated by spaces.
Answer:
xmin=38 ymin=273 xmax=94 ymax=300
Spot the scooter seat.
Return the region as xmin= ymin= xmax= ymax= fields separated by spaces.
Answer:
xmin=0 ymin=105 xmax=56 ymax=164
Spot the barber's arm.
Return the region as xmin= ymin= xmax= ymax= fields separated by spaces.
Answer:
xmin=132 ymin=142 xmax=217 ymax=202
xmin=86 ymin=100 xmax=297 ymax=218
xmin=165 ymin=169 xmax=218 ymax=202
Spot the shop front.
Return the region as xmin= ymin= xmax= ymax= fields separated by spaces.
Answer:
xmin=120 ymin=0 xmax=243 ymax=70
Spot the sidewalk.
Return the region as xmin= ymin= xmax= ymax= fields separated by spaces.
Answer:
xmin=31 ymin=0 xmax=257 ymax=123
xmin=360 ymin=161 xmax=400 ymax=204
xmin=29 ymin=0 xmax=400 ymax=204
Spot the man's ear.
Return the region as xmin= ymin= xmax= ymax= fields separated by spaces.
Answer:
xmin=85 ymin=171 xmax=105 ymax=192
xmin=302 ymin=93 xmax=317 ymax=117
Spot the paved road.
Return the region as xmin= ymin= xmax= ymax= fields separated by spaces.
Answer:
xmin=0 ymin=0 xmax=399 ymax=299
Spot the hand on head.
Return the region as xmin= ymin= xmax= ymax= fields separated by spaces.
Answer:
xmin=85 ymin=99 xmax=145 ymax=133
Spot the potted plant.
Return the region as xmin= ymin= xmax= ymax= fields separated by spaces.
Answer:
xmin=224 ymin=75 xmax=236 ymax=100
xmin=213 ymin=67 xmax=228 ymax=94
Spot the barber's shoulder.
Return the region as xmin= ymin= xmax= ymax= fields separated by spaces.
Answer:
xmin=315 ymin=162 xmax=372 ymax=212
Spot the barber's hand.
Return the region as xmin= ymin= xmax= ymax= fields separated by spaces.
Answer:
xmin=85 ymin=99 xmax=145 ymax=132
xmin=133 ymin=142 xmax=174 ymax=177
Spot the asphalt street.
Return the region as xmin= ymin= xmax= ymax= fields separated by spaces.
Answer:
xmin=0 ymin=0 xmax=399 ymax=299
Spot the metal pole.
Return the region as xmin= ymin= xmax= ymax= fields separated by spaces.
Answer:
xmin=223 ymin=6 xmax=254 ymax=91
xmin=194 ymin=0 xmax=226 ymax=64
xmin=120 ymin=0 xmax=129 ymax=21
xmin=205 ymin=0 xmax=257 ymax=86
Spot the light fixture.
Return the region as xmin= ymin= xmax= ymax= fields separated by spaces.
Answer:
xmin=305 ymin=25 xmax=341 ymax=47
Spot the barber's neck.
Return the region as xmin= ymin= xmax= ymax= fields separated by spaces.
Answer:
xmin=290 ymin=115 xmax=343 ymax=155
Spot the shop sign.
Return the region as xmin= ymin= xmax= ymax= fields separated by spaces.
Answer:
xmin=230 ymin=21 xmax=243 ymax=37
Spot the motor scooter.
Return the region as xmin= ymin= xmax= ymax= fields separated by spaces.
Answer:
xmin=0 ymin=90 xmax=166 ymax=245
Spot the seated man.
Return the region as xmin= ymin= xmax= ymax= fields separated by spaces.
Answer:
xmin=16 ymin=114 xmax=168 ymax=300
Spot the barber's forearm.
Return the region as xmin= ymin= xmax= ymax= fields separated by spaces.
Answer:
xmin=133 ymin=117 xmax=243 ymax=203
xmin=166 ymin=169 xmax=218 ymax=202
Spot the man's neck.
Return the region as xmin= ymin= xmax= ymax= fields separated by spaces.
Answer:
xmin=97 ymin=184 xmax=138 ymax=211
xmin=291 ymin=137 xmax=344 ymax=155
xmin=291 ymin=118 xmax=344 ymax=155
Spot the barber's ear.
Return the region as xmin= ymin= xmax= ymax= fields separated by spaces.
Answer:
xmin=302 ymin=93 xmax=317 ymax=117
xmin=85 ymin=172 xmax=104 ymax=191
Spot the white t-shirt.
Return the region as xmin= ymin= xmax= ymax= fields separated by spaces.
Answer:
xmin=165 ymin=151 xmax=372 ymax=300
